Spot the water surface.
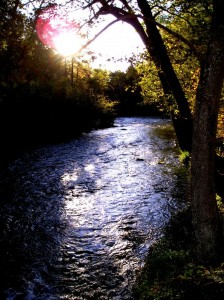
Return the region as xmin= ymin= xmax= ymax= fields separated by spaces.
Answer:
xmin=0 ymin=117 xmax=189 ymax=299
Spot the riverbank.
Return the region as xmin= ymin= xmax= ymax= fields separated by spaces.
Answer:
xmin=133 ymin=205 xmax=224 ymax=300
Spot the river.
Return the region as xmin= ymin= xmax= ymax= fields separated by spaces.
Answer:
xmin=0 ymin=117 xmax=189 ymax=300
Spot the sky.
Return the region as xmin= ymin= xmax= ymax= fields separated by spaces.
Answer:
xmin=85 ymin=18 xmax=144 ymax=72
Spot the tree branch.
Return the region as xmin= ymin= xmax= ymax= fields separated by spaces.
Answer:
xmin=79 ymin=0 xmax=201 ymax=61
xmin=79 ymin=18 xmax=121 ymax=52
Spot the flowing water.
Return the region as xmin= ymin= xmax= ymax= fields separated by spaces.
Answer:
xmin=0 ymin=117 xmax=189 ymax=300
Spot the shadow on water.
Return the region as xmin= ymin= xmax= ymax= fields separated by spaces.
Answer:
xmin=0 ymin=117 xmax=189 ymax=299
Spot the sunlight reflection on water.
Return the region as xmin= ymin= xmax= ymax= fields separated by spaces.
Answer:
xmin=0 ymin=117 xmax=189 ymax=300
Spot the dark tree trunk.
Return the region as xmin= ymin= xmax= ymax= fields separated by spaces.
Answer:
xmin=97 ymin=0 xmax=193 ymax=150
xmin=191 ymin=0 xmax=224 ymax=264
xmin=137 ymin=0 xmax=192 ymax=119
xmin=172 ymin=117 xmax=193 ymax=152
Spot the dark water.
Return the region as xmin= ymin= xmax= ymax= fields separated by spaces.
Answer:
xmin=0 ymin=117 xmax=189 ymax=299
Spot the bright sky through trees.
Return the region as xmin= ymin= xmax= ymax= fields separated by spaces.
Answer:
xmin=89 ymin=18 xmax=144 ymax=71
xmin=35 ymin=5 xmax=143 ymax=71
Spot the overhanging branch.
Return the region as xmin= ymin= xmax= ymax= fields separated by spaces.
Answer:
xmin=79 ymin=18 xmax=121 ymax=52
xmin=79 ymin=1 xmax=201 ymax=61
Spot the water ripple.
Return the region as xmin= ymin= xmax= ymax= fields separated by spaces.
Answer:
xmin=0 ymin=117 xmax=189 ymax=299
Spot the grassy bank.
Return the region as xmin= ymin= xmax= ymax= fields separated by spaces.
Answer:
xmin=133 ymin=207 xmax=224 ymax=300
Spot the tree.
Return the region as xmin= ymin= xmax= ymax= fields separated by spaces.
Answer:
xmin=79 ymin=0 xmax=192 ymax=121
xmin=191 ymin=0 xmax=224 ymax=263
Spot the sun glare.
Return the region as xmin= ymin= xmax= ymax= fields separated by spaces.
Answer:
xmin=36 ymin=6 xmax=82 ymax=57
xmin=53 ymin=31 xmax=82 ymax=57
xmin=36 ymin=6 xmax=143 ymax=70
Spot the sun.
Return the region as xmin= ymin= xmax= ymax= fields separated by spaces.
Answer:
xmin=53 ymin=30 xmax=82 ymax=57
xmin=36 ymin=6 xmax=83 ymax=57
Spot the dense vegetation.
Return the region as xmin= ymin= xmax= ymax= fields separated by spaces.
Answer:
xmin=0 ymin=4 xmax=103 ymax=162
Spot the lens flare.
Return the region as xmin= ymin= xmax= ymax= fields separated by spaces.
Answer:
xmin=36 ymin=6 xmax=81 ymax=56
